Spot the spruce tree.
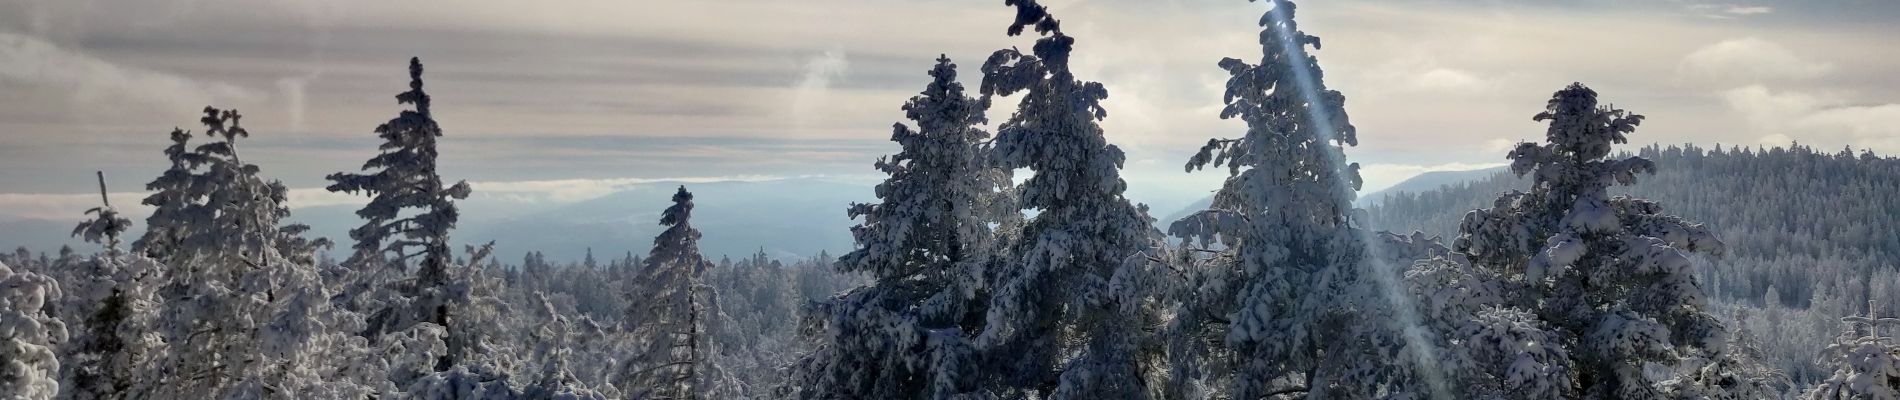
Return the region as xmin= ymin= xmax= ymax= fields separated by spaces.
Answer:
xmin=327 ymin=57 xmax=471 ymax=278
xmin=72 ymin=172 xmax=132 ymax=258
xmin=132 ymin=107 xmax=365 ymax=398
xmin=132 ymin=128 xmax=200 ymax=262
xmin=326 ymin=58 xmax=475 ymax=372
xmin=1442 ymin=83 xmax=1734 ymax=399
xmin=1802 ymin=302 xmax=1900 ymax=399
xmin=974 ymin=1 xmax=1164 ymax=397
xmin=790 ymin=55 xmax=1010 ymax=398
xmin=60 ymin=172 xmax=163 ymax=400
xmin=621 ymin=186 xmax=726 ymax=399
xmin=0 ymin=259 xmax=66 ymax=400
xmin=1163 ymin=1 xmax=1432 ymax=397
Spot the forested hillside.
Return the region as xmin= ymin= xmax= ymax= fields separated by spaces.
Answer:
xmin=1366 ymin=143 xmax=1900 ymax=387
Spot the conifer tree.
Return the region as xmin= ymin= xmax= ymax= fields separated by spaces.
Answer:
xmin=1438 ymin=83 xmax=1734 ymax=398
xmin=327 ymin=57 xmax=472 ymax=278
xmin=132 ymin=128 xmax=200 ymax=262
xmin=1802 ymin=302 xmax=1900 ymax=399
xmin=790 ymin=55 xmax=1010 ymax=398
xmin=621 ymin=186 xmax=726 ymax=399
xmin=59 ymin=173 xmax=163 ymax=400
xmin=131 ymin=107 xmax=365 ymax=398
xmin=1162 ymin=1 xmax=1437 ymax=398
xmin=974 ymin=1 xmax=1164 ymax=397
xmin=0 ymin=259 xmax=66 ymax=400
xmin=72 ymin=172 xmax=132 ymax=258
xmin=326 ymin=58 xmax=477 ymax=374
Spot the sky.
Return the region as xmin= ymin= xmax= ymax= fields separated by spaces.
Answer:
xmin=4 ymin=0 xmax=1900 ymax=222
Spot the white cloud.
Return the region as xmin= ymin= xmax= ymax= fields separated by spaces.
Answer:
xmin=1483 ymin=138 xmax=1523 ymax=154
xmin=469 ymin=175 xmax=785 ymax=204
xmin=0 ymin=33 xmax=260 ymax=112
xmin=1724 ymin=6 xmax=1773 ymax=16
xmin=0 ymin=192 xmax=153 ymax=224
xmin=790 ymin=49 xmax=849 ymax=129
xmin=1720 ymin=85 xmax=1900 ymax=151
xmin=0 ymin=175 xmax=794 ymax=221
xmin=1678 ymin=38 xmax=1832 ymax=85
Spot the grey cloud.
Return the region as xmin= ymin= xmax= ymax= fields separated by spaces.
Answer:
xmin=3 ymin=0 xmax=1898 ymax=196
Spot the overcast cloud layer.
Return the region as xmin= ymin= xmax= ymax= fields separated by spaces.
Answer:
xmin=3 ymin=0 xmax=1898 ymax=219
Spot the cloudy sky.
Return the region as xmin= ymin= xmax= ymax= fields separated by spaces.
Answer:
xmin=4 ymin=0 xmax=1899 ymax=221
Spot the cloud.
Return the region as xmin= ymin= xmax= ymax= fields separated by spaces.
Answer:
xmin=1483 ymin=138 xmax=1522 ymax=154
xmin=1683 ymin=4 xmax=1775 ymax=19
xmin=790 ymin=49 xmax=849 ymax=129
xmin=0 ymin=33 xmax=261 ymax=112
xmin=1720 ymin=85 xmax=1900 ymax=151
xmin=469 ymin=175 xmax=786 ymax=204
xmin=0 ymin=175 xmax=798 ymax=221
xmin=1678 ymin=38 xmax=1832 ymax=85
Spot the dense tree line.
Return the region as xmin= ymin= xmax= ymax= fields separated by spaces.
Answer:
xmin=5 ymin=0 xmax=1896 ymax=399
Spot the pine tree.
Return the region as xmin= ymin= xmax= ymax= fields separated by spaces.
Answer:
xmin=72 ymin=172 xmax=132 ymax=258
xmin=58 ymin=173 xmax=164 ymax=400
xmin=326 ymin=57 xmax=476 ymax=373
xmin=789 ymin=55 xmax=1010 ymax=399
xmin=1445 ymin=83 xmax=1732 ymax=399
xmin=1802 ymin=301 xmax=1900 ymax=399
xmin=621 ymin=186 xmax=726 ymax=399
xmin=1162 ymin=1 xmax=1433 ymax=397
xmin=131 ymin=107 xmax=365 ymax=398
xmin=327 ymin=57 xmax=472 ymax=275
xmin=0 ymin=259 xmax=66 ymax=400
xmin=131 ymin=128 xmax=200 ymax=262
xmin=974 ymin=1 xmax=1164 ymax=397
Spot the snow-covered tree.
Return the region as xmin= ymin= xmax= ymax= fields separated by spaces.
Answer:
xmin=324 ymin=59 xmax=498 ymax=387
xmin=1442 ymin=83 xmax=1734 ymax=399
xmin=1801 ymin=302 xmax=1900 ymax=399
xmin=57 ymin=176 xmax=163 ymax=400
xmin=1163 ymin=1 xmax=1434 ymax=397
xmin=971 ymin=1 xmax=1165 ymax=397
xmin=788 ymin=54 xmax=1010 ymax=399
xmin=128 ymin=107 xmax=373 ymax=398
xmin=326 ymin=57 xmax=473 ymax=354
xmin=1 ymin=259 xmax=66 ymax=400
xmin=327 ymin=56 xmax=472 ymax=273
xmin=131 ymin=128 xmax=200 ymax=262
xmin=71 ymin=172 xmax=132 ymax=258
xmin=620 ymin=186 xmax=728 ymax=399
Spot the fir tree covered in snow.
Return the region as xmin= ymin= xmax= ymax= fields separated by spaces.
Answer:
xmin=327 ymin=57 xmax=472 ymax=274
xmin=1163 ymin=1 xmax=1433 ymax=397
xmin=1420 ymin=83 xmax=1742 ymax=399
xmin=71 ymin=173 xmax=131 ymax=258
xmin=620 ymin=186 xmax=727 ymax=399
xmin=1 ymin=259 xmax=66 ymax=400
xmin=127 ymin=107 xmax=374 ymax=398
xmin=57 ymin=178 xmax=163 ymax=400
xmin=972 ymin=1 xmax=1165 ymax=397
xmin=131 ymin=128 xmax=201 ymax=262
xmin=325 ymin=58 xmax=491 ymax=382
xmin=789 ymin=54 xmax=1011 ymax=399
xmin=1801 ymin=302 xmax=1900 ymax=399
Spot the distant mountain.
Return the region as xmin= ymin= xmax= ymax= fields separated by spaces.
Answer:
xmin=5 ymin=178 xmax=875 ymax=264
xmin=0 ymin=216 xmax=83 ymax=256
xmin=1157 ymin=165 xmax=1508 ymax=226
xmin=1354 ymin=166 xmax=1508 ymax=207
xmin=456 ymin=178 xmax=874 ymax=263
